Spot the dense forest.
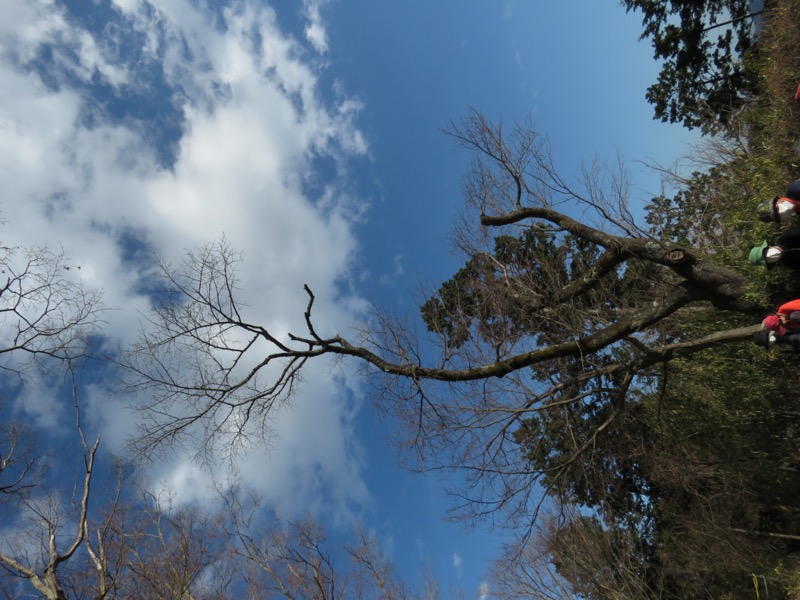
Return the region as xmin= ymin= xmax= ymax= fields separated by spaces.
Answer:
xmin=4 ymin=0 xmax=800 ymax=598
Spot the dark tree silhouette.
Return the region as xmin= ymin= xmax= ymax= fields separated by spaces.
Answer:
xmin=622 ymin=0 xmax=763 ymax=129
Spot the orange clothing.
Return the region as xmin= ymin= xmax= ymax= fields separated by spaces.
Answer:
xmin=777 ymin=299 xmax=800 ymax=316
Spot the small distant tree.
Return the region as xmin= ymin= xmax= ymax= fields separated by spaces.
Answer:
xmin=223 ymin=488 xmax=448 ymax=599
xmin=0 ymin=400 xmax=100 ymax=600
xmin=107 ymin=489 xmax=231 ymax=600
xmin=488 ymin=506 xmax=655 ymax=600
xmin=621 ymin=0 xmax=763 ymax=130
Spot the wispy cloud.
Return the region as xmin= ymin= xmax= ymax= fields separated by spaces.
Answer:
xmin=304 ymin=0 xmax=329 ymax=54
xmin=0 ymin=0 xmax=370 ymax=522
xmin=379 ymin=254 xmax=404 ymax=285
xmin=453 ymin=551 xmax=463 ymax=576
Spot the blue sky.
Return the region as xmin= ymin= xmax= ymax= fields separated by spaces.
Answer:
xmin=0 ymin=0 xmax=698 ymax=596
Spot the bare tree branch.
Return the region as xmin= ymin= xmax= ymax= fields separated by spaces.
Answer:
xmin=121 ymin=112 xmax=766 ymax=540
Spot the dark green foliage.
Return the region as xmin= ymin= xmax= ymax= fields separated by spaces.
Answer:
xmin=644 ymin=152 xmax=800 ymax=305
xmin=547 ymin=513 xmax=654 ymax=600
xmin=421 ymin=227 xmax=563 ymax=349
xmin=423 ymin=102 xmax=800 ymax=600
xmin=514 ymin=337 xmax=800 ymax=598
xmin=646 ymin=171 xmax=725 ymax=247
xmin=420 ymin=226 xmax=623 ymax=351
xmin=622 ymin=0 xmax=762 ymax=129
xmin=415 ymin=3 xmax=800 ymax=591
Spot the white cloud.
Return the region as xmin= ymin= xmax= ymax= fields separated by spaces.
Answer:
xmin=1 ymin=1 xmax=128 ymax=87
xmin=11 ymin=376 xmax=67 ymax=431
xmin=304 ymin=0 xmax=329 ymax=54
xmin=0 ymin=0 xmax=371 ymax=522
xmin=379 ymin=253 xmax=404 ymax=285
xmin=478 ymin=580 xmax=490 ymax=600
xmin=453 ymin=550 xmax=463 ymax=575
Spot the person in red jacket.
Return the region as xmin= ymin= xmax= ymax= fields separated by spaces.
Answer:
xmin=754 ymin=299 xmax=800 ymax=350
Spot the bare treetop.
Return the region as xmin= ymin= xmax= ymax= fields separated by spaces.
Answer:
xmin=122 ymin=111 xmax=763 ymax=531
xmin=0 ymin=244 xmax=102 ymax=377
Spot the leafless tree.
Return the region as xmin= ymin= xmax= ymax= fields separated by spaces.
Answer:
xmin=0 ymin=243 xmax=102 ymax=376
xmin=107 ymin=488 xmax=231 ymax=600
xmin=0 ymin=463 xmax=464 ymax=600
xmin=222 ymin=487 xmax=453 ymax=599
xmin=0 ymin=239 xmax=102 ymax=506
xmin=0 ymin=447 xmax=233 ymax=600
xmin=487 ymin=504 xmax=659 ymax=600
xmin=0 ymin=380 xmax=100 ymax=600
xmin=345 ymin=527 xmax=422 ymax=600
xmin=0 ymin=424 xmax=37 ymax=500
xmin=238 ymin=516 xmax=341 ymax=599
xmin=122 ymin=110 xmax=763 ymax=536
xmin=486 ymin=515 xmax=584 ymax=600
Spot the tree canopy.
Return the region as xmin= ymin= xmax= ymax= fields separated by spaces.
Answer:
xmin=621 ymin=0 xmax=764 ymax=129
xmin=113 ymin=106 xmax=800 ymax=597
